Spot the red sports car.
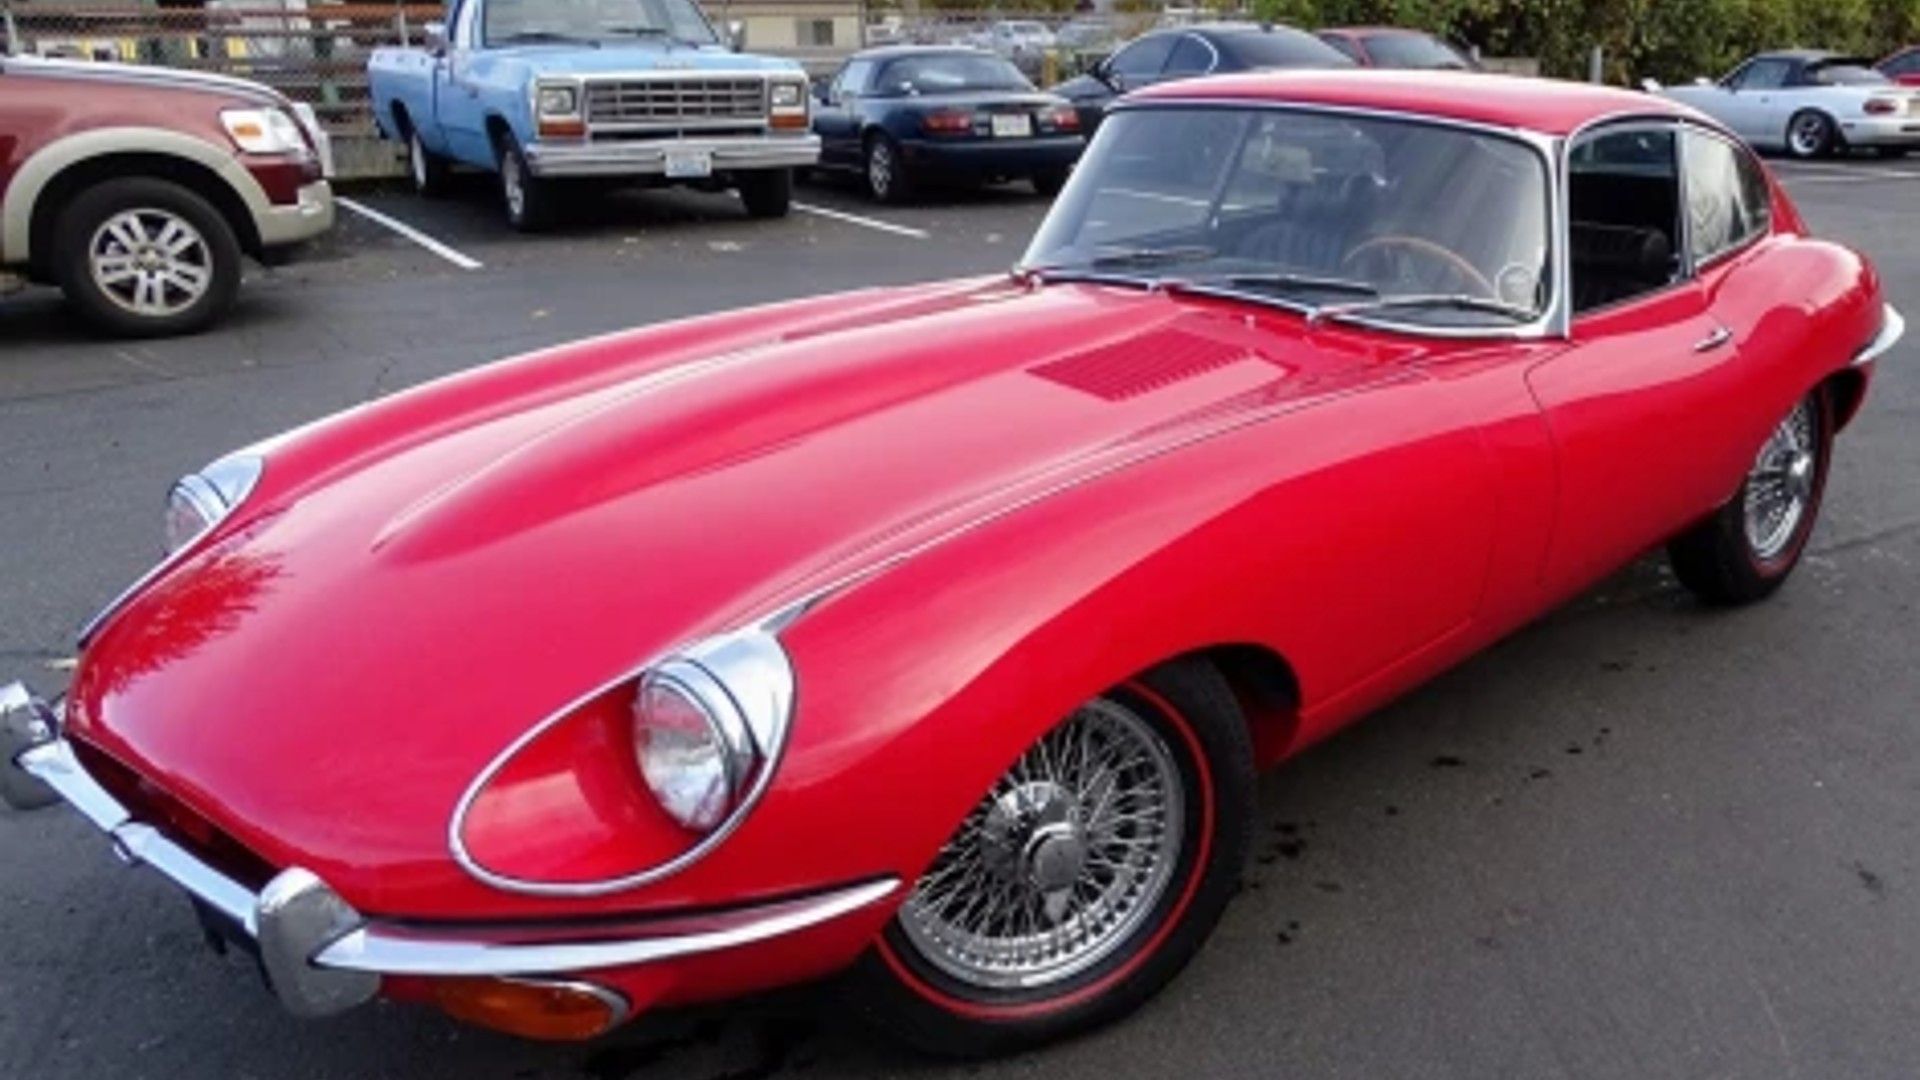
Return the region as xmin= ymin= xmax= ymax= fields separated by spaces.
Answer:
xmin=2 ymin=71 xmax=1902 ymax=1053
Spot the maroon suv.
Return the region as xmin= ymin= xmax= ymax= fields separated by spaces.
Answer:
xmin=0 ymin=56 xmax=334 ymax=337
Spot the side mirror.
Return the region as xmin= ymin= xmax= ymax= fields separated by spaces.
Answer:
xmin=1091 ymin=59 xmax=1116 ymax=88
xmin=1640 ymin=77 xmax=1662 ymax=93
xmin=727 ymin=20 xmax=746 ymax=51
xmin=812 ymin=78 xmax=831 ymax=105
xmin=423 ymin=21 xmax=447 ymax=55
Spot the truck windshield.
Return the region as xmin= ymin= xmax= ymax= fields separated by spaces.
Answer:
xmin=484 ymin=0 xmax=720 ymax=47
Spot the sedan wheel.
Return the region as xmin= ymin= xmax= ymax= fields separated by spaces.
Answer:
xmin=856 ymin=659 xmax=1254 ymax=1056
xmin=865 ymin=136 xmax=912 ymax=203
xmin=1786 ymin=111 xmax=1836 ymax=159
xmin=1670 ymin=387 xmax=1832 ymax=604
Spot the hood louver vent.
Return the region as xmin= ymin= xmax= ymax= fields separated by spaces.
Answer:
xmin=1031 ymin=329 xmax=1257 ymax=402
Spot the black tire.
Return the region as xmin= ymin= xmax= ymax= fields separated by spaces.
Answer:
xmin=737 ymin=168 xmax=794 ymax=218
xmin=1785 ymin=110 xmax=1837 ymax=160
xmin=1669 ymin=387 xmax=1832 ymax=605
xmin=1032 ymin=168 xmax=1070 ymax=197
xmin=851 ymin=657 xmax=1256 ymax=1057
xmin=864 ymin=133 xmax=914 ymax=204
xmin=406 ymin=127 xmax=453 ymax=197
xmin=496 ymin=135 xmax=553 ymax=232
xmin=52 ymin=176 xmax=242 ymax=339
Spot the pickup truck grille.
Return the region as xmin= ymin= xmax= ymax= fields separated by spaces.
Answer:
xmin=585 ymin=78 xmax=768 ymax=127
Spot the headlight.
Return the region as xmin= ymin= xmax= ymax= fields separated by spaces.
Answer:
xmin=769 ymin=81 xmax=805 ymax=110
xmin=632 ymin=664 xmax=756 ymax=831
xmin=164 ymin=454 xmax=263 ymax=554
xmin=537 ymin=84 xmax=580 ymax=116
xmin=220 ymin=108 xmax=307 ymax=155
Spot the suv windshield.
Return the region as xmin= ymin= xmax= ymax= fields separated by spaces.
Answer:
xmin=484 ymin=0 xmax=719 ymax=47
xmin=1022 ymin=107 xmax=1551 ymax=329
xmin=876 ymin=54 xmax=1032 ymax=95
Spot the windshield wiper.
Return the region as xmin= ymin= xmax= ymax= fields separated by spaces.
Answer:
xmin=603 ymin=25 xmax=705 ymax=46
xmin=497 ymin=30 xmax=600 ymax=46
xmin=1306 ymin=294 xmax=1537 ymax=327
xmin=1084 ymin=245 xmax=1217 ymax=270
xmin=1192 ymin=272 xmax=1379 ymax=298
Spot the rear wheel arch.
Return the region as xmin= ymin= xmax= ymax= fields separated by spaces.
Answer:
xmin=28 ymin=151 xmax=260 ymax=277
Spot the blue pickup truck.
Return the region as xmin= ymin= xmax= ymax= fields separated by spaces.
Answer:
xmin=367 ymin=0 xmax=819 ymax=230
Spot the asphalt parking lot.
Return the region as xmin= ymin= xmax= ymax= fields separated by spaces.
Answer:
xmin=2 ymin=155 xmax=1918 ymax=1079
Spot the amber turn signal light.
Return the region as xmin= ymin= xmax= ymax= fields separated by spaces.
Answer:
xmin=431 ymin=977 xmax=626 ymax=1041
xmin=770 ymin=112 xmax=809 ymax=130
xmin=537 ymin=118 xmax=587 ymax=139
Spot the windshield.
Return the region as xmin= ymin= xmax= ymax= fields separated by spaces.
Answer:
xmin=1022 ymin=107 xmax=1552 ymax=329
xmin=876 ymin=54 xmax=1032 ymax=95
xmin=1224 ymin=29 xmax=1355 ymax=69
xmin=484 ymin=0 xmax=719 ymax=47
xmin=1363 ymin=32 xmax=1472 ymax=69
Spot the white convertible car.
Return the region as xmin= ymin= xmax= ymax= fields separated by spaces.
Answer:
xmin=1652 ymin=49 xmax=1920 ymax=159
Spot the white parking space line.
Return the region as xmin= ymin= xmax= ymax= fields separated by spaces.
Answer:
xmin=792 ymin=201 xmax=930 ymax=240
xmin=336 ymin=197 xmax=485 ymax=271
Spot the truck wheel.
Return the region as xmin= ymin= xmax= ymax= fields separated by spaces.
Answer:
xmin=407 ymin=129 xmax=452 ymax=197
xmin=52 ymin=177 xmax=241 ymax=339
xmin=737 ymin=169 xmax=793 ymax=218
xmin=497 ymin=137 xmax=553 ymax=232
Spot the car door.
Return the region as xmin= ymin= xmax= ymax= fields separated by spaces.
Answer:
xmin=435 ymin=0 xmax=492 ymax=166
xmin=813 ymin=59 xmax=872 ymax=169
xmin=1724 ymin=57 xmax=1794 ymax=143
xmin=1526 ymin=121 xmax=1753 ymax=598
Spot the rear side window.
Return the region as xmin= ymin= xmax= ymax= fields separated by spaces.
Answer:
xmin=1886 ymin=50 xmax=1920 ymax=76
xmin=1683 ymin=130 xmax=1772 ymax=264
xmin=1164 ymin=35 xmax=1214 ymax=76
xmin=1729 ymin=58 xmax=1790 ymax=90
xmin=1109 ymin=35 xmax=1175 ymax=78
xmin=1316 ymin=32 xmax=1363 ymax=62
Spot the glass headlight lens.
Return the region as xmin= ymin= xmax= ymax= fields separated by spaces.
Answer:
xmin=163 ymin=455 xmax=263 ymax=554
xmin=220 ymin=108 xmax=307 ymax=154
xmin=770 ymin=82 xmax=804 ymax=110
xmin=633 ymin=673 xmax=751 ymax=832
xmin=537 ymin=85 xmax=579 ymax=116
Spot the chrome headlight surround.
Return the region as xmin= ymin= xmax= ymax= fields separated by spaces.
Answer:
xmin=631 ymin=629 xmax=795 ymax=833
xmin=768 ymin=79 xmax=807 ymax=113
xmin=165 ymin=454 xmax=264 ymax=555
xmin=535 ymin=80 xmax=581 ymax=118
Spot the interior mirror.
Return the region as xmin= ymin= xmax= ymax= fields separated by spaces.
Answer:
xmin=423 ymin=21 xmax=448 ymax=54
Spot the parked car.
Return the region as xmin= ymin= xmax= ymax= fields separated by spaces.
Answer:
xmin=1653 ymin=50 xmax=1920 ymax=158
xmin=3 ymin=68 xmax=1900 ymax=1055
xmin=0 ymin=55 xmax=333 ymax=337
xmin=1316 ymin=26 xmax=1478 ymax=69
xmin=366 ymin=0 xmax=818 ymax=230
xmin=1051 ymin=23 xmax=1352 ymax=134
xmin=981 ymin=19 xmax=1056 ymax=59
xmin=811 ymin=47 xmax=1084 ymax=202
xmin=1878 ymin=44 xmax=1920 ymax=86
xmin=1055 ymin=17 xmax=1120 ymax=54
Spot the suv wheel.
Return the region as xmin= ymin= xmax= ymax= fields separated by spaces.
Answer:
xmin=53 ymin=177 xmax=241 ymax=338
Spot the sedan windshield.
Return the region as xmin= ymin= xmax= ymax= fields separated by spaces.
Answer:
xmin=876 ymin=54 xmax=1033 ymax=95
xmin=1022 ymin=107 xmax=1552 ymax=329
xmin=484 ymin=0 xmax=719 ymax=47
xmin=1362 ymin=32 xmax=1473 ymax=70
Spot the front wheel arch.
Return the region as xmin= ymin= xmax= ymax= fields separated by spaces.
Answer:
xmin=27 ymin=152 xmax=259 ymax=278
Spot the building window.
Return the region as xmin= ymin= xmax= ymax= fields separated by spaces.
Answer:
xmin=797 ymin=19 xmax=834 ymax=47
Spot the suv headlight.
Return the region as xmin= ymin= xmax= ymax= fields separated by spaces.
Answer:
xmin=220 ymin=108 xmax=308 ymax=155
xmin=165 ymin=454 xmax=263 ymax=554
xmin=536 ymin=84 xmax=580 ymax=116
xmin=629 ymin=630 xmax=794 ymax=833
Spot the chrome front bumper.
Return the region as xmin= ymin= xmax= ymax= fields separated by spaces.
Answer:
xmin=524 ymin=134 xmax=821 ymax=179
xmin=1 ymin=682 xmax=896 ymax=1019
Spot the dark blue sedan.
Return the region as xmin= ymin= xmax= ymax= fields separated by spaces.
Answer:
xmin=810 ymin=47 xmax=1086 ymax=202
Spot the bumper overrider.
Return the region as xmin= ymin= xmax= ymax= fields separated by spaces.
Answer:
xmin=1 ymin=681 xmax=897 ymax=1032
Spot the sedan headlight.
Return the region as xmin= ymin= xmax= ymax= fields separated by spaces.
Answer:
xmin=629 ymin=631 xmax=794 ymax=834
xmin=536 ymin=84 xmax=580 ymax=117
xmin=220 ymin=108 xmax=308 ymax=155
xmin=164 ymin=454 xmax=263 ymax=554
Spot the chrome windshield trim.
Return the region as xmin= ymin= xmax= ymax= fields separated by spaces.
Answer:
xmin=20 ymin=736 xmax=898 ymax=982
xmin=1024 ymin=98 xmax=1566 ymax=340
xmin=1855 ymin=303 xmax=1905 ymax=367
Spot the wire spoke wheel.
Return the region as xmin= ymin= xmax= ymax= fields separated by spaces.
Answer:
xmin=898 ymin=698 xmax=1185 ymax=990
xmin=88 ymin=208 xmax=212 ymax=319
xmin=1743 ymin=397 xmax=1816 ymax=561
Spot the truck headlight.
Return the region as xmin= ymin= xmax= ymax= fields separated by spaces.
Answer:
xmin=537 ymin=85 xmax=580 ymax=116
xmin=769 ymin=82 xmax=804 ymax=110
xmin=220 ymin=108 xmax=308 ymax=155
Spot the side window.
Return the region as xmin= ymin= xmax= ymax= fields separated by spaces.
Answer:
xmin=1317 ymin=32 xmax=1363 ymax=62
xmin=1888 ymin=51 xmax=1920 ymax=76
xmin=831 ymin=59 xmax=873 ymax=102
xmin=1684 ymin=130 xmax=1771 ymax=265
xmin=1109 ymin=35 xmax=1176 ymax=79
xmin=1730 ymin=58 xmax=1790 ymax=90
xmin=1568 ymin=126 xmax=1681 ymax=313
xmin=450 ymin=0 xmax=477 ymax=48
xmin=1164 ymin=35 xmax=1214 ymax=76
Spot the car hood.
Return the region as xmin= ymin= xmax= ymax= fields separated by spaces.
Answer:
xmin=67 ymin=278 xmax=1402 ymax=908
xmin=482 ymin=43 xmax=802 ymax=76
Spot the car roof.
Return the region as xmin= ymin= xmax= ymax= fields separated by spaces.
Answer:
xmin=1129 ymin=69 xmax=1700 ymax=136
xmin=849 ymin=45 xmax=996 ymax=61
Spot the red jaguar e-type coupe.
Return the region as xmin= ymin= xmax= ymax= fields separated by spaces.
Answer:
xmin=2 ymin=71 xmax=1902 ymax=1053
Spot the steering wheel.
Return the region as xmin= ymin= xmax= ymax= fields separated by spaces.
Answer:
xmin=1341 ymin=235 xmax=1498 ymax=299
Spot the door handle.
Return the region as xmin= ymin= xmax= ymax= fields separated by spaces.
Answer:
xmin=1693 ymin=326 xmax=1733 ymax=352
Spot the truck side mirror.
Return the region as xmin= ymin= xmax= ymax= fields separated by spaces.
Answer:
xmin=423 ymin=21 xmax=448 ymax=55
xmin=727 ymin=20 xmax=746 ymax=52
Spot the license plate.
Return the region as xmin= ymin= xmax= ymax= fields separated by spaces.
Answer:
xmin=990 ymin=114 xmax=1033 ymax=139
xmin=664 ymin=149 xmax=713 ymax=179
